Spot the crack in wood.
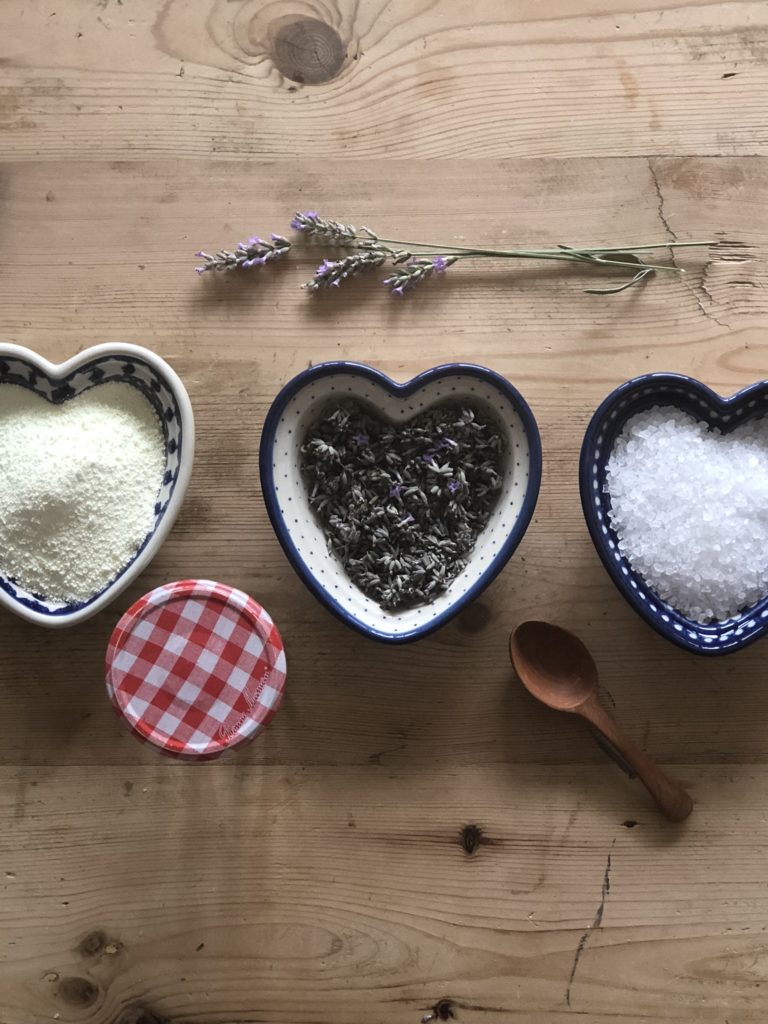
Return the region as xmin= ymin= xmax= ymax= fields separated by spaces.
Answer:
xmin=565 ymin=841 xmax=615 ymax=1007
xmin=647 ymin=158 xmax=729 ymax=329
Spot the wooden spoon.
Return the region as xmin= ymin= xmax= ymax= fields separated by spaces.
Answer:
xmin=510 ymin=620 xmax=693 ymax=822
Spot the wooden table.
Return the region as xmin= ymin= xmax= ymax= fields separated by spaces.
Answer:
xmin=1 ymin=2 xmax=766 ymax=1021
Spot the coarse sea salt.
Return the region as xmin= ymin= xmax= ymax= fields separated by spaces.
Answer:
xmin=606 ymin=406 xmax=768 ymax=623
xmin=0 ymin=382 xmax=165 ymax=605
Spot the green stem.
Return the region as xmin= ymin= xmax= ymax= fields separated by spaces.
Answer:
xmin=565 ymin=241 xmax=714 ymax=253
xmin=373 ymin=237 xmax=711 ymax=262
xmin=392 ymin=249 xmax=681 ymax=274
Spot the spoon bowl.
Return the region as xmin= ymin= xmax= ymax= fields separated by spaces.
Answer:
xmin=510 ymin=620 xmax=598 ymax=710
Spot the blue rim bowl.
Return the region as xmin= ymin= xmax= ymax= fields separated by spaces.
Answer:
xmin=259 ymin=361 xmax=542 ymax=643
xmin=580 ymin=371 xmax=768 ymax=656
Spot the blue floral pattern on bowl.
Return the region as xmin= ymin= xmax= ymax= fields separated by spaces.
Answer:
xmin=580 ymin=372 xmax=768 ymax=656
xmin=0 ymin=344 xmax=193 ymax=625
xmin=260 ymin=361 xmax=542 ymax=643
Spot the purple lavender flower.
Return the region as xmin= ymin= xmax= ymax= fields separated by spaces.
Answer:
xmin=389 ymin=483 xmax=405 ymax=498
xmin=352 ymin=432 xmax=369 ymax=446
xmin=305 ymin=249 xmax=387 ymax=291
xmin=291 ymin=211 xmax=358 ymax=243
xmin=447 ymin=479 xmax=461 ymax=495
xmin=383 ymin=255 xmax=458 ymax=295
xmin=400 ymin=514 xmax=415 ymax=526
xmin=290 ymin=211 xmax=319 ymax=231
xmin=195 ymin=233 xmax=290 ymax=273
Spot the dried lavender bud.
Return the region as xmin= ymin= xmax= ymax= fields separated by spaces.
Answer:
xmin=301 ymin=401 xmax=505 ymax=610
xmin=195 ymin=233 xmax=290 ymax=273
xmin=305 ymin=249 xmax=388 ymax=291
xmin=383 ymin=256 xmax=458 ymax=295
xmin=290 ymin=211 xmax=361 ymax=244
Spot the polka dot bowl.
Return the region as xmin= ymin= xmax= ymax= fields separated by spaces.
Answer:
xmin=580 ymin=372 xmax=768 ymax=656
xmin=260 ymin=362 xmax=541 ymax=643
xmin=0 ymin=343 xmax=194 ymax=628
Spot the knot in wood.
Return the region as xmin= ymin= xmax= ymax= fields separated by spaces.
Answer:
xmin=460 ymin=823 xmax=483 ymax=855
xmin=117 ymin=1007 xmax=171 ymax=1024
xmin=78 ymin=929 xmax=108 ymax=957
xmin=457 ymin=602 xmax=492 ymax=633
xmin=58 ymin=976 xmax=99 ymax=1007
xmin=269 ymin=17 xmax=346 ymax=84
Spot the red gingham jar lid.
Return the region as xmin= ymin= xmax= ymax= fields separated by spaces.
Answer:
xmin=105 ymin=580 xmax=287 ymax=761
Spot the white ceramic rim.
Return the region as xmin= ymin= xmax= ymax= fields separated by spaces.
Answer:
xmin=0 ymin=342 xmax=195 ymax=628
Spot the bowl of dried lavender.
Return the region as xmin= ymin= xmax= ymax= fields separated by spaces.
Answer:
xmin=259 ymin=362 xmax=541 ymax=642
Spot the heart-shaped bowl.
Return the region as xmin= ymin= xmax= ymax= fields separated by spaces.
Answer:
xmin=260 ymin=361 xmax=541 ymax=643
xmin=580 ymin=371 xmax=768 ymax=656
xmin=0 ymin=343 xmax=194 ymax=628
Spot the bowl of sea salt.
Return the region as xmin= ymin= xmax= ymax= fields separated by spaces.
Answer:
xmin=580 ymin=373 xmax=768 ymax=656
xmin=0 ymin=343 xmax=194 ymax=627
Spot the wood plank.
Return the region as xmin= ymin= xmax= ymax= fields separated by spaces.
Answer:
xmin=0 ymin=155 xmax=764 ymax=772
xmin=1 ymin=764 xmax=767 ymax=1024
xmin=0 ymin=156 xmax=764 ymax=363
xmin=2 ymin=2 xmax=768 ymax=1021
xmin=1 ymin=1 xmax=768 ymax=161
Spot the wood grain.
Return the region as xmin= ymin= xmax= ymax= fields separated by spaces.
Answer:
xmin=1 ymin=1 xmax=768 ymax=161
xmin=3 ymin=764 xmax=768 ymax=1024
xmin=1 ymin=0 xmax=768 ymax=1021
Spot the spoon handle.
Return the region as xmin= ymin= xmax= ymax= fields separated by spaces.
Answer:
xmin=579 ymin=695 xmax=694 ymax=822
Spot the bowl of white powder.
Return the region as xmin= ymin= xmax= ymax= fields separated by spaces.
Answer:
xmin=580 ymin=372 xmax=768 ymax=656
xmin=0 ymin=343 xmax=194 ymax=627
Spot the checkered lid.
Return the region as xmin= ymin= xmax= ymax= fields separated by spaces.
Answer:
xmin=105 ymin=580 xmax=287 ymax=761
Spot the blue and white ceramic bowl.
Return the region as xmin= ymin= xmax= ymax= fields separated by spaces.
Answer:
xmin=580 ymin=372 xmax=768 ymax=656
xmin=0 ymin=343 xmax=194 ymax=628
xmin=260 ymin=362 xmax=541 ymax=643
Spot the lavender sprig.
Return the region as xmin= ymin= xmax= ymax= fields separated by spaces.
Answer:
xmin=195 ymin=233 xmax=291 ymax=273
xmin=305 ymin=249 xmax=388 ymax=291
xmin=291 ymin=210 xmax=714 ymax=296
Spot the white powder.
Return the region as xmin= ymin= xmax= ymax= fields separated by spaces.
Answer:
xmin=606 ymin=406 xmax=768 ymax=623
xmin=0 ymin=382 xmax=165 ymax=604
